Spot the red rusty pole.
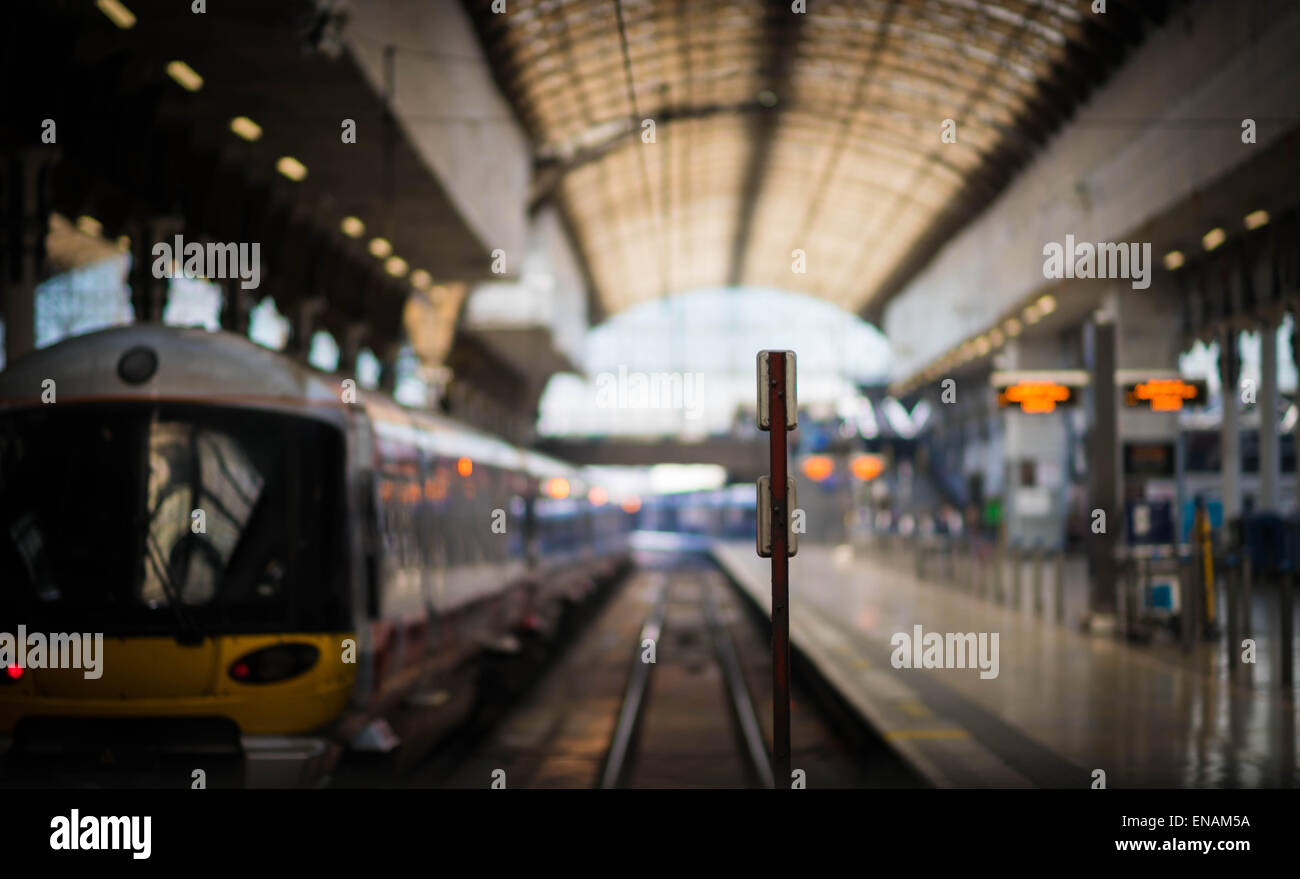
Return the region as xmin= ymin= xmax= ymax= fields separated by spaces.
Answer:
xmin=758 ymin=351 xmax=794 ymax=789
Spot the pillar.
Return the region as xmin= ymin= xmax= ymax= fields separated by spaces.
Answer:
xmin=340 ymin=322 xmax=369 ymax=376
xmin=1259 ymin=320 xmax=1280 ymax=511
xmin=128 ymin=216 xmax=182 ymax=323
xmin=1086 ymin=315 xmax=1119 ymax=616
xmin=286 ymin=297 xmax=325 ymax=363
xmin=220 ymin=277 xmax=252 ymax=336
xmin=1219 ymin=328 xmax=1242 ymax=523
xmin=2 ymin=150 xmax=57 ymax=364
xmin=999 ymin=337 xmax=1069 ymax=550
xmin=377 ymin=341 xmax=402 ymax=394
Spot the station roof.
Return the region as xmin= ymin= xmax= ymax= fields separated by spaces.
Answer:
xmin=467 ymin=0 xmax=1175 ymax=323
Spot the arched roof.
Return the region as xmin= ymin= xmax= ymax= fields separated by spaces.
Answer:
xmin=466 ymin=0 xmax=1175 ymax=321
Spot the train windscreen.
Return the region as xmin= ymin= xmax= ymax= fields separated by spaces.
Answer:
xmin=0 ymin=403 xmax=349 ymax=636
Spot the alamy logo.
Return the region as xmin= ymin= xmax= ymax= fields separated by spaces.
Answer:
xmin=152 ymin=235 xmax=261 ymax=289
xmin=595 ymin=366 xmax=705 ymax=420
xmin=890 ymin=625 xmax=999 ymax=679
xmin=0 ymin=626 xmax=103 ymax=679
xmin=50 ymin=810 xmax=151 ymax=860
xmin=1042 ymin=234 xmax=1152 ymax=290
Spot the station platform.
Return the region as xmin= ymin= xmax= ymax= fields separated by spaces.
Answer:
xmin=713 ymin=541 xmax=1299 ymax=788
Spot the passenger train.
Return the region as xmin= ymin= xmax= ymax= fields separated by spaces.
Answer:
xmin=0 ymin=325 xmax=632 ymax=785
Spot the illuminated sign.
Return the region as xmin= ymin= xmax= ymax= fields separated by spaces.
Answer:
xmin=1124 ymin=379 xmax=1206 ymax=411
xmin=800 ymin=455 xmax=834 ymax=483
xmin=849 ymin=454 xmax=885 ymax=482
xmin=996 ymin=382 xmax=1077 ymax=413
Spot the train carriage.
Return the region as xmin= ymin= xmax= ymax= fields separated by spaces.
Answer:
xmin=0 ymin=325 xmax=630 ymax=785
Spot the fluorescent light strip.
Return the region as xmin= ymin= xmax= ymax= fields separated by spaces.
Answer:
xmin=166 ymin=60 xmax=203 ymax=92
xmin=230 ymin=116 xmax=262 ymax=142
xmin=276 ymin=156 xmax=308 ymax=182
xmin=96 ymin=0 xmax=136 ymax=29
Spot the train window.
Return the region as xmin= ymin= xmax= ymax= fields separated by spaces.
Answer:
xmin=139 ymin=422 xmax=265 ymax=608
xmin=0 ymin=404 xmax=349 ymax=635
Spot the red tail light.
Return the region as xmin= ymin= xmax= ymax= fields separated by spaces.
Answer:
xmin=227 ymin=644 xmax=319 ymax=684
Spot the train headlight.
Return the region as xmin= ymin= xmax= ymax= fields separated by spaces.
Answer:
xmin=228 ymin=644 xmax=319 ymax=684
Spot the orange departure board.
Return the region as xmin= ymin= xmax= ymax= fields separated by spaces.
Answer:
xmin=1123 ymin=379 xmax=1206 ymax=411
xmin=996 ymin=382 xmax=1076 ymax=413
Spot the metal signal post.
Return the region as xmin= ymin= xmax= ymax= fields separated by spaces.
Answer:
xmin=756 ymin=351 xmax=796 ymax=789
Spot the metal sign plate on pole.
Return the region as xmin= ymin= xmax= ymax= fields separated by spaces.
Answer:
xmin=756 ymin=350 xmax=795 ymax=789
xmin=756 ymin=476 xmax=799 ymax=558
xmin=757 ymin=350 xmax=797 ymax=430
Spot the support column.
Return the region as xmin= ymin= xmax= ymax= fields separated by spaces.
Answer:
xmin=1086 ymin=316 xmax=1119 ymax=617
xmin=377 ymin=341 xmax=402 ymax=394
xmin=2 ymin=150 xmax=57 ymax=364
xmin=220 ymin=277 xmax=252 ymax=336
xmin=128 ymin=216 xmax=182 ymax=323
xmin=999 ymin=338 xmax=1069 ymax=550
xmin=1220 ymin=328 xmax=1242 ymax=524
xmin=1259 ymin=320 xmax=1280 ymax=511
xmin=286 ymin=297 xmax=325 ymax=363
xmin=340 ymin=322 xmax=369 ymax=376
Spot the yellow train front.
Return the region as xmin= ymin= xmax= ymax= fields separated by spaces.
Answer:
xmin=0 ymin=325 xmax=629 ymax=786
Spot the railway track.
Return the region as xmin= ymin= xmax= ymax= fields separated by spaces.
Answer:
xmin=408 ymin=548 xmax=922 ymax=790
xmin=598 ymin=560 xmax=776 ymax=789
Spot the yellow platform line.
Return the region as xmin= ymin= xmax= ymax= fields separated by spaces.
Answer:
xmin=894 ymin=699 xmax=932 ymax=719
xmin=884 ymin=728 xmax=970 ymax=741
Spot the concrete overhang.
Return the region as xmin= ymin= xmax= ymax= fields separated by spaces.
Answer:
xmin=7 ymin=0 xmax=534 ymax=352
xmin=885 ymin=0 xmax=1300 ymax=390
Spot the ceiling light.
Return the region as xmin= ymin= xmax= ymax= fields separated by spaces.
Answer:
xmin=1244 ymin=209 xmax=1270 ymax=231
xmin=410 ymin=269 xmax=432 ymax=290
xmin=340 ymin=216 xmax=365 ymax=238
xmin=1202 ymin=227 xmax=1226 ymax=252
xmin=1037 ymin=294 xmax=1057 ymax=316
xmin=1003 ymin=317 xmax=1022 ymax=337
xmin=166 ymin=60 xmax=203 ymax=92
xmin=1163 ymin=250 xmax=1185 ymax=271
xmin=230 ymin=116 xmax=262 ymax=142
xmin=1023 ymin=304 xmax=1043 ymax=325
xmin=276 ymin=156 xmax=307 ymax=181
xmin=369 ymin=238 xmax=392 ymax=258
xmin=96 ymin=0 xmax=136 ymax=29
xmin=385 ymin=256 xmax=408 ymax=277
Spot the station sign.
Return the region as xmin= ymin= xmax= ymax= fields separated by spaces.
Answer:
xmin=1123 ymin=378 xmax=1206 ymax=412
xmin=991 ymin=371 xmax=1086 ymax=414
xmin=996 ymin=381 xmax=1078 ymax=413
xmin=991 ymin=370 xmax=1208 ymax=414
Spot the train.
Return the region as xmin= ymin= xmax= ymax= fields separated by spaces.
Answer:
xmin=0 ymin=325 xmax=632 ymax=786
xmin=636 ymin=483 xmax=758 ymax=541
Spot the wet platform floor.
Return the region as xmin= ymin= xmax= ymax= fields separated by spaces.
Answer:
xmin=714 ymin=541 xmax=1300 ymax=788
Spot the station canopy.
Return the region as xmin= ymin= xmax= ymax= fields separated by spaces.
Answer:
xmin=469 ymin=0 xmax=1160 ymax=321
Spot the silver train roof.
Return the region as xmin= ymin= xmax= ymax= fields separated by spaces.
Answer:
xmin=0 ymin=324 xmax=346 ymax=413
xmin=0 ymin=325 xmax=585 ymax=482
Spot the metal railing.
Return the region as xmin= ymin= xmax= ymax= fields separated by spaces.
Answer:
xmin=867 ymin=523 xmax=1296 ymax=693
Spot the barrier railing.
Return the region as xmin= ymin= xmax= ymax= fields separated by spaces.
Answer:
xmin=864 ymin=523 xmax=1296 ymax=693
